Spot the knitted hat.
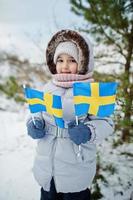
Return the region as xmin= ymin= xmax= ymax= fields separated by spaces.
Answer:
xmin=53 ymin=41 xmax=79 ymax=64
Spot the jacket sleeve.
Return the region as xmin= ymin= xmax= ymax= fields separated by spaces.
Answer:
xmin=83 ymin=115 xmax=114 ymax=143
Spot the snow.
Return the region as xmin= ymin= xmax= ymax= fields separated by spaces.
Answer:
xmin=97 ymin=140 xmax=133 ymax=200
xmin=0 ymin=110 xmax=40 ymax=200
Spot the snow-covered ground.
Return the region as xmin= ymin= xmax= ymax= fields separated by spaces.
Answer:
xmin=0 ymin=109 xmax=40 ymax=200
xmin=0 ymin=106 xmax=133 ymax=200
xmin=97 ymin=140 xmax=133 ymax=200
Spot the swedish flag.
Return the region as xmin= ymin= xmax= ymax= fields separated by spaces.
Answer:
xmin=24 ymin=87 xmax=64 ymax=128
xmin=73 ymin=82 xmax=118 ymax=117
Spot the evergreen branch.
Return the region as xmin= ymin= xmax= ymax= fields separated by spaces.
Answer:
xmin=89 ymin=2 xmax=127 ymax=59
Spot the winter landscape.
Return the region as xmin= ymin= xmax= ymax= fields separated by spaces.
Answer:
xmin=0 ymin=0 xmax=133 ymax=200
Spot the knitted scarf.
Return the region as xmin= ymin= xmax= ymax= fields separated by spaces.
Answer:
xmin=52 ymin=72 xmax=94 ymax=88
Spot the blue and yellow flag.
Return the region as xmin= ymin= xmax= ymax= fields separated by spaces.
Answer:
xmin=24 ymin=87 xmax=64 ymax=128
xmin=73 ymin=82 xmax=118 ymax=117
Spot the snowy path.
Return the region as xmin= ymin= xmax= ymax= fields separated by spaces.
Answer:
xmin=0 ymin=111 xmax=40 ymax=200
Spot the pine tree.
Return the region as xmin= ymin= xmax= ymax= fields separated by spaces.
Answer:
xmin=70 ymin=0 xmax=133 ymax=142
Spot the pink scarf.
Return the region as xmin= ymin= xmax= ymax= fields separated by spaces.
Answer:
xmin=52 ymin=72 xmax=94 ymax=88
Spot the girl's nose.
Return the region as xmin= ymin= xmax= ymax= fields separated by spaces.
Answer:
xmin=62 ymin=61 xmax=69 ymax=69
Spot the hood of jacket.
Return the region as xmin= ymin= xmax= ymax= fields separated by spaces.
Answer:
xmin=46 ymin=29 xmax=94 ymax=75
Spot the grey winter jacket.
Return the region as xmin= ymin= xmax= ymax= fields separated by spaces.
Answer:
xmin=30 ymin=81 xmax=114 ymax=193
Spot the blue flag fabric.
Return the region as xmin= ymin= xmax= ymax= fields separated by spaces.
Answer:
xmin=73 ymin=82 xmax=118 ymax=117
xmin=24 ymin=87 xmax=64 ymax=128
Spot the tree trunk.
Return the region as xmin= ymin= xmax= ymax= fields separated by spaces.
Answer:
xmin=122 ymin=34 xmax=133 ymax=142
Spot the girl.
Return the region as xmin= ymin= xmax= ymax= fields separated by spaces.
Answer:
xmin=27 ymin=29 xmax=114 ymax=200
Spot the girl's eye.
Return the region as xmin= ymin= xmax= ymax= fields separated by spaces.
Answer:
xmin=69 ymin=59 xmax=76 ymax=63
xmin=57 ymin=59 xmax=63 ymax=63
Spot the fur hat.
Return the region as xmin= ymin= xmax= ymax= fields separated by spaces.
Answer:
xmin=46 ymin=29 xmax=94 ymax=74
xmin=53 ymin=41 xmax=79 ymax=64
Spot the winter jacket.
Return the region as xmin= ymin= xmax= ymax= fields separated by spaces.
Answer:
xmin=30 ymin=81 xmax=114 ymax=193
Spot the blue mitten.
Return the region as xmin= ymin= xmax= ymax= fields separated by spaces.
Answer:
xmin=68 ymin=121 xmax=92 ymax=145
xmin=27 ymin=118 xmax=45 ymax=139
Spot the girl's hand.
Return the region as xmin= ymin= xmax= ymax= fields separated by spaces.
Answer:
xmin=68 ymin=121 xmax=92 ymax=145
xmin=26 ymin=118 xmax=45 ymax=139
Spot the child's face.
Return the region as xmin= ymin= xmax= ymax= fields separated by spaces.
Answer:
xmin=56 ymin=54 xmax=78 ymax=74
